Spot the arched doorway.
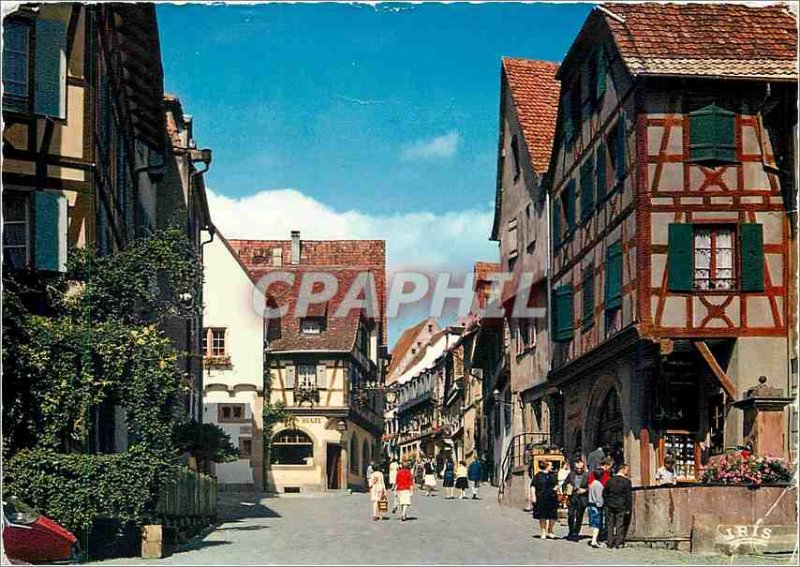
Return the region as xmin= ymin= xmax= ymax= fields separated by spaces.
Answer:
xmin=595 ymin=389 xmax=624 ymax=452
xmin=362 ymin=439 xmax=371 ymax=474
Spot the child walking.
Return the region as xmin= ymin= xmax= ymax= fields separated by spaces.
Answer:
xmin=587 ymin=467 xmax=605 ymax=548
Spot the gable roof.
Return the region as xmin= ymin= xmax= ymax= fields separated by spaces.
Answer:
xmin=386 ymin=318 xmax=437 ymax=384
xmin=501 ymin=58 xmax=562 ymax=173
xmin=395 ymin=329 xmax=459 ymax=386
xmin=491 ymin=58 xmax=561 ymax=241
xmin=226 ymin=237 xmax=387 ymax=353
xmin=598 ymin=2 xmax=797 ymax=81
xmin=253 ymin=267 xmax=371 ymax=353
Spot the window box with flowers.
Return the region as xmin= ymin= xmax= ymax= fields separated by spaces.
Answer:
xmin=702 ymin=453 xmax=795 ymax=487
xmin=204 ymin=354 xmax=232 ymax=369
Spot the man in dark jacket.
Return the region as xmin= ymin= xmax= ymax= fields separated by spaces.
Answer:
xmin=564 ymin=459 xmax=589 ymax=541
xmin=467 ymin=456 xmax=484 ymax=500
xmin=602 ymin=463 xmax=633 ymax=549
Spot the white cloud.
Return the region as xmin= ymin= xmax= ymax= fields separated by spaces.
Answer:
xmin=399 ymin=131 xmax=460 ymax=161
xmin=206 ymin=188 xmax=498 ymax=343
xmin=206 ymin=187 xmax=496 ymax=274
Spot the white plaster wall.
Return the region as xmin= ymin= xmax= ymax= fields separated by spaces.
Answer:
xmin=202 ymin=237 xmax=265 ymax=484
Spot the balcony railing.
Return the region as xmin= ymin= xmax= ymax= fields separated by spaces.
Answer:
xmin=295 ymin=387 xmax=320 ymax=405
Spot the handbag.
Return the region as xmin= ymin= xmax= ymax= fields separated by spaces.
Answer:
xmin=377 ymin=495 xmax=389 ymax=512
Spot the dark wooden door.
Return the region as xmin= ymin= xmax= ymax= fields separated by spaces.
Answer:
xmin=327 ymin=444 xmax=342 ymax=489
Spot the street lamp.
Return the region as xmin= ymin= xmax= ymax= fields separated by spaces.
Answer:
xmin=336 ymin=419 xmax=347 ymax=432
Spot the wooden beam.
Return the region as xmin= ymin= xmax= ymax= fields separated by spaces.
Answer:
xmin=693 ymin=341 xmax=737 ymax=400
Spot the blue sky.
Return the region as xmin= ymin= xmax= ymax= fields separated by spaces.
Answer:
xmin=156 ymin=2 xmax=592 ymax=342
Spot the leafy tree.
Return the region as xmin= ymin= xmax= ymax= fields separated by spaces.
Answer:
xmin=173 ymin=420 xmax=239 ymax=465
xmin=3 ymin=228 xmax=205 ymax=535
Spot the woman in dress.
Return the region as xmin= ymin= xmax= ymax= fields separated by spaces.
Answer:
xmin=395 ymin=461 xmax=414 ymax=521
xmin=442 ymin=459 xmax=456 ymax=499
xmin=531 ymin=460 xmax=559 ymax=539
xmin=455 ymin=460 xmax=469 ymax=499
xmin=423 ymin=458 xmax=437 ymax=497
xmin=368 ymin=463 xmax=387 ymax=521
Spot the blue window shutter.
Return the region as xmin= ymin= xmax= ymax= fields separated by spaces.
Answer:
xmin=596 ymin=142 xmax=607 ymax=203
xmin=740 ymin=224 xmax=764 ymax=292
xmin=667 ymin=224 xmax=694 ymax=292
xmin=2 ymin=19 xmax=31 ymax=107
xmin=34 ymin=16 xmax=68 ymax=119
xmin=34 ymin=191 xmax=63 ymax=271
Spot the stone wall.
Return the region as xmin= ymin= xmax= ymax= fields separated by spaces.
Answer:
xmin=628 ymin=484 xmax=797 ymax=553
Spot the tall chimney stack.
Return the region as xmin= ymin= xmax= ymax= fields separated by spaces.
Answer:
xmin=291 ymin=230 xmax=301 ymax=264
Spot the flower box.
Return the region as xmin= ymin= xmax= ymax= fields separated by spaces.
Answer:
xmin=204 ymin=355 xmax=232 ymax=368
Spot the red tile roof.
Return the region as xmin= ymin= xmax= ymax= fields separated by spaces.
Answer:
xmin=252 ymin=267 xmax=371 ymax=353
xmin=501 ymin=58 xmax=561 ymax=173
xmin=599 ymin=2 xmax=797 ymax=80
xmin=227 ymin=238 xmax=387 ymax=351
xmin=385 ymin=318 xmax=437 ymax=384
xmin=474 ymin=261 xmax=501 ymax=283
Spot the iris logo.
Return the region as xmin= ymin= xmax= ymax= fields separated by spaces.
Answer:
xmin=715 ymin=519 xmax=773 ymax=552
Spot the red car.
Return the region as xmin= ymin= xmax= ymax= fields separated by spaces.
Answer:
xmin=2 ymin=497 xmax=79 ymax=564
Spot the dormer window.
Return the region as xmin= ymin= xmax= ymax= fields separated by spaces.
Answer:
xmin=300 ymin=318 xmax=323 ymax=334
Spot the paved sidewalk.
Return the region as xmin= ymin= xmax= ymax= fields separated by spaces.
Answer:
xmin=95 ymin=486 xmax=794 ymax=565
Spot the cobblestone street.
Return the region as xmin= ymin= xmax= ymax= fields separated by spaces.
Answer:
xmin=97 ymin=486 xmax=792 ymax=565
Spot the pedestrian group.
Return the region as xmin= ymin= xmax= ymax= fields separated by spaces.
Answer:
xmin=366 ymin=454 xmax=486 ymax=522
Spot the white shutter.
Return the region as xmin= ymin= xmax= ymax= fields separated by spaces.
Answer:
xmin=316 ymin=364 xmax=326 ymax=389
xmin=507 ymin=218 xmax=518 ymax=256
xmin=285 ymin=365 xmax=296 ymax=389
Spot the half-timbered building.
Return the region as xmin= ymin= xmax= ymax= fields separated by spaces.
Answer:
xmin=227 ymin=231 xmax=387 ymax=493
xmin=491 ymin=58 xmax=560 ymax=462
xmin=547 ymin=3 xmax=797 ymax=485
xmin=2 ymin=3 xmax=166 ymax=271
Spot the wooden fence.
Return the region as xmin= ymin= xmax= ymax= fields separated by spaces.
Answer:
xmin=156 ymin=467 xmax=217 ymax=519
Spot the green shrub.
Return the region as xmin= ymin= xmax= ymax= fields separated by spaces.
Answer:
xmin=173 ymin=420 xmax=238 ymax=463
xmin=5 ymin=445 xmax=176 ymax=536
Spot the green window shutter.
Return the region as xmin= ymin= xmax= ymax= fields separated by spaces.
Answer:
xmin=581 ymin=59 xmax=592 ymax=103
xmin=689 ymin=104 xmax=736 ymax=163
xmin=565 ymin=180 xmax=576 ymax=233
xmin=580 ymin=156 xmax=595 ymax=223
xmin=561 ymin=93 xmax=573 ymax=143
xmin=615 ymin=119 xmax=626 ymax=185
xmin=667 ymin=223 xmax=694 ymax=292
xmin=605 ymin=241 xmax=622 ymax=310
xmin=33 ymin=191 xmax=64 ymax=271
xmin=582 ymin=266 xmax=595 ymax=330
xmin=740 ymin=223 xmax=764 ymax=292
xmin=553 ymin=284 xmax=574 ymax=342
xmin=34 ymin=16 xmax=68 ymax=119
xmin=552 ymin=198 xmax=562 ymax=250
xmin=596 ymin=47 xmax=607 ymax=99
xmin=596 ymin=142 xmax=607 ymax=203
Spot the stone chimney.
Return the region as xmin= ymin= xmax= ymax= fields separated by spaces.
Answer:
xmin=291 ymin=230 xmax=301 ymax=264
